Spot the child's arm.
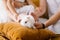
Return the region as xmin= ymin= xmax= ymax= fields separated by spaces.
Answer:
xmin=31 ymin=0 xmax=47 ymax=20
xmin=3 ymin=0 xmax=18 ymax=21
xmin=2 ymin=0 xmax=10 ymax=12
xmin=7 ymin=0 xmax=18 ymax=17
xmin=13 ymin=1 xmax=27 ymax=8
xmin=34 ymin=12 xmax=60 ymax=29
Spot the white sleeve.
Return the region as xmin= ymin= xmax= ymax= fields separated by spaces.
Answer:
xmin=47 ymin=0 xmax=59 ymax=14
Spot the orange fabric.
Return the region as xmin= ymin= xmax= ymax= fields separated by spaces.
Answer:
xmin=0 ymin=22 xmax=55 ymax=40
xmin=31 ymin=0 xmax=39 ymax=7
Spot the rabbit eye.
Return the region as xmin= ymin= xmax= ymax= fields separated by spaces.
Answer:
xmin=25 ymin=21 xmax=27 ymax=23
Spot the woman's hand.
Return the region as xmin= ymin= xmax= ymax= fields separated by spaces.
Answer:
xmin=31 ymin=7 xmax=44 ymax=21
xmin=34 ymin=22 xmax=43 ymax=29
xmin=34 ymin=7 xmax=45 ymax=17
xmin=31 ymin=7 xmax=45 ymax=20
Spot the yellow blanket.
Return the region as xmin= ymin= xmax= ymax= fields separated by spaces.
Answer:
xmin=0 ymin=22 xmax=55 ymax=40
xmin=31 ymin=0 xmax=39 ymax=6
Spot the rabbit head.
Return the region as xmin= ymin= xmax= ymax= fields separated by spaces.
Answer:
xmin=17 ymin=14 xmax=35 ymax=28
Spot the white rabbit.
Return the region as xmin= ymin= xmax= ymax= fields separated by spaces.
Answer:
xmin=17 ymin=14 xmax=36 ymax=28
xmin=11 ymin=5 xmax=35 ymax=28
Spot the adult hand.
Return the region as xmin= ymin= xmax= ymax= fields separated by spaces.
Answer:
xmin=34 ymin=22 xmax=43 ymax=29
xmin=31 ymin=7 xmax=44 ymax=21
xmin=34 ymin=7 xmax=44 ymax=17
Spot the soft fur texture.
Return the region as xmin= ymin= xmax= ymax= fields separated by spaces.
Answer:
xmin=17 ymin=14 xmax=35 ymax=28
xmin=0 ymin=36 xmax=6 ymax=40
xmin=0 ymin=22 xmax=56 ymax=40
xmin=10 ymin=13 xmax=35 ymax=28
xmin=10 ymin=5 xmax=35 ymax=28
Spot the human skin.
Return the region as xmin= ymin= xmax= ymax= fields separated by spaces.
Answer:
xmin=34 ymin=0 xmax=60 ymax=29
xmin=44 ymin=11 xmax=60 ymax=27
